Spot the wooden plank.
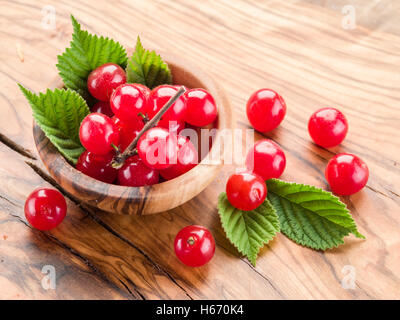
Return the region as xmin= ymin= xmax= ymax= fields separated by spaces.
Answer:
xmin=0 ymin=0 xmax=399 ymax=299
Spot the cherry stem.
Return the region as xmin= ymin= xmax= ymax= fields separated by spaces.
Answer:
xmin=138 ymin=112 xmax=149 ymax=123
xmin=111 ymin=143 xmax=120 ymax=154
xmin=187 ymin=236 xmax=195 ymax=246
xmin=111 ymin=86 xmax=186 ymax=169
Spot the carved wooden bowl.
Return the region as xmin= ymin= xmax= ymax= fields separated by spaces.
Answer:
xmin=33 ymin=52 xmax=232 ymax=215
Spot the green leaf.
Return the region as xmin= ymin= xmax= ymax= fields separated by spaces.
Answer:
xmin=126 ymin=37 xmax=172 ymax=88
xmin=19 ymin=84 xmax=89 ymax=164
xmin=266 ymin=179 xmax=365 ymax=250
xmin=217 ymin=192 xmax=280 ymax=266
xmin=56 ymin=15 xmax=127 ymax=100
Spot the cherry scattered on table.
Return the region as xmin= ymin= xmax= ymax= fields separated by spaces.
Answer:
xmin=308 ymin=107 xmax=348 ymax=148
xmin=174 ymin=225 xmax=215 ymax=267
xmin=226 ymin=171 xmax=267 ymax=211
xmin=246 ymin=139 xmax=286 ymax=181
xmin=246 ymin=88 xmax=286 ymax=133
xmin=24 ymin=188 xmax=67 ymax=231
xmin=325 ymin=153 xmax=369 ymax=195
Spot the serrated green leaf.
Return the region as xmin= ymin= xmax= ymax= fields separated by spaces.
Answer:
xmin=56 ymin=15 xmax=127 ymax=100
xmin=266 ymin=179 xmax=365 ymax=250
xmin=19 ymin=84 xmax=89 ymax=164
xmin=217 ymin=192 xmax=280 ymax=266
xmin=126 ymin=37 xmax=172 ymax=88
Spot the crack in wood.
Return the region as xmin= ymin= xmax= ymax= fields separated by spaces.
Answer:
xmin=116 ymin=278 xmax=145 ymax=300
xmin=0 ymin=132 xmax=36 ymax=160
xmin=388 ymin=190 xmax=400 ymax=199
xmin=0 ymin=193 xmax=19 ymax=207
xmin=241 ymin=258 xmax=286 ymax=299
xmin=366 ymin=185 xmax=399 ymax=202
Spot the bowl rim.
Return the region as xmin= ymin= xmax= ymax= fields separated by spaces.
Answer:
xmin=33 ymin=51 xmax=233 ymax=214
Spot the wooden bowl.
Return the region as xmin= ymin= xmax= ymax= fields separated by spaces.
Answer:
xmin=33 ymin=52 xmax=232 ymax=215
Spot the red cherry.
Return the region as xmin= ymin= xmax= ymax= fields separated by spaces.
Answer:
xmin=133 ymin=83 xmax=151 ymax=97
xmin=24 ymin=188 xmax=67 ymax=231
xmin=174 ymin=225 xmax=215 ymax=267
xmin=90 ymin=101 xmax=114 ymax=118
xmin=158 ymin=120 xmax=185 ymax=135
xmin=87 ymin=63 xmax=126 ymax=101
xmin=110 ymin=83 xmax=148 ymax=122
xmin=76 ymin=150 xmax=117 ymax=183
xmin=147 ymin=85 xmax=187 ymax=126
xmin=246 ymin=139 xmax=286 ymax=180
xmin=246 ymin=89 xmax=286 ymax=132
xmin=160 ymin=135 xmax=198 ymax=180
xmin=226 ymin=171 xmax=267 ymax=211
xmin=308 ymin=107 xmax=348 ymax=148
xmin=112 ymin=116 xmax=144 ymax=152
xmin=325 ymin=153 xmax=369 ymax=195
xmin=184 ymin=88 xmax=217 ymax=127
xmin=137 ymin=127 xmax=178 ymax=170
xmin=117 ymin=155 xmax=159 ymax=187
xmin=79 ymin=113 xmax=120 ymax=155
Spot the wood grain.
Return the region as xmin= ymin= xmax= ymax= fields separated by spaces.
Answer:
xmin=0 ymin=0 xmax=399 ymax=299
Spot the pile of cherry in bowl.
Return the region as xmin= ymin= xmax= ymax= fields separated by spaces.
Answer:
xmin=77 ymin=63 xmax=218 ymax=186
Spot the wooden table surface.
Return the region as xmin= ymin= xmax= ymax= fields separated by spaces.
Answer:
xmin=1 ymin=0 xmax=399 ymax=300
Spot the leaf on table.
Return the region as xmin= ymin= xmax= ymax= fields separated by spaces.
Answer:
xmin=19 ymin=85 xmax=89 ymax=164
xmin=266 ymin=179 xmax=365 ymax=250
xmin=126 ymin=36 xmax=172 ymax=88
xmin=56 ymin=15 xmax=128 ymax=100
xmin=217 ymin=192 xmax=280 ymax=266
